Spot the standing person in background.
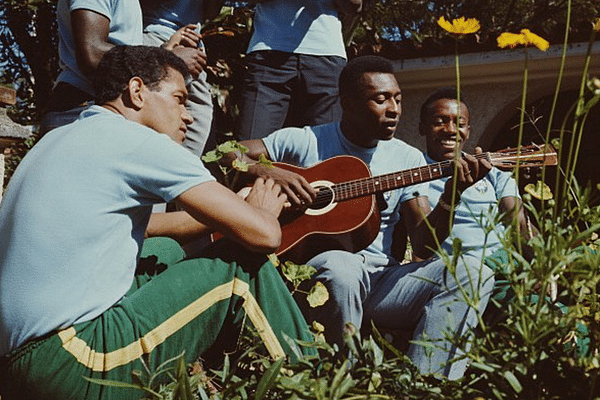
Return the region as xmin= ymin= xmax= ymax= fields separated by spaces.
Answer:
xmin=40 ymin=0 xmax=144 ymax=135
xmin=141 ymin=0 xmax=224 ymax=156
xmin=40 ymin=0 xmax=206 ymax=138
xmin=236 ymin=0 xmax=363 ymax=140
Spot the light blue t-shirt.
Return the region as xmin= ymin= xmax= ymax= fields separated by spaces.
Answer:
xmin=262 ymin=123 xmax=428 ymax=261
xmin=0 ymin=106 xmax=214 ymax=356
xmin=56 ymin=0 xmax=143 ymax=95
xmin=424 ymin=154 xmax=520 ymax=262
xmin=247 ymin=0 xmax=346 ymax=58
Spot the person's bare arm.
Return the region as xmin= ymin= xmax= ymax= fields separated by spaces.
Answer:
xmin=222 ymin=140 xmax=317 ymax=205
xmin=71 ymin=9 xmax=114 ymax=77
xmin=499 ymin=195 xmax=537 ymax=260
xmin=405 ymin=153 xmax=493 ymax=259
xmin=175 ymin=178 xmax=286 ymax=253
xmin=146 ymin=211 xmax=212 ymax=245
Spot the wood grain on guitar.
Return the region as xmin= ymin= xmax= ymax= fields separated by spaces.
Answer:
xmin=213 ymin=144 xmax=557 ymax=264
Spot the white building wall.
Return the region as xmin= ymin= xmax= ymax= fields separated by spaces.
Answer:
xmin=392 ymin=42 xmax=600 ymax=153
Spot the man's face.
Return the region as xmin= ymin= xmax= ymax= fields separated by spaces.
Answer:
xmin=420 ymin=98 xmax=470 ymax=161
xmin=142 ymin=68 xmax=192 ymax=143
xmin=349 ymin=72 xmax=402 ymax=144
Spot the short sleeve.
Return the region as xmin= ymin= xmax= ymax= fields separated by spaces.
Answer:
xmin=491 ymin=168 xmax=520 ymax=200
xmin=119 ymin=131 xmax=215 ymax=203
xmin=262 ymin=127 xmax=320 ymax=166
xmin=69 ymin=0 xmax=113 ymax=19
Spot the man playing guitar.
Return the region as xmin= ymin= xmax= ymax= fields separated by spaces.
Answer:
xmin=226 ymin=56 xmax=494 ymax=380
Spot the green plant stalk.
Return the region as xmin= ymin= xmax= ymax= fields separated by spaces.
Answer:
xmin=511 ymin=50 xmax=528 ymax=256
xmin=450 ymin=39 xmax=461 ymax=226
xmin=558 ymin=25 xmax=597 ymax=213
xmin=565 ymin=27 xmax=598 ymax=186
xmin=541 ymin=0 xmax=570 ymax=230
xmin=552 ymin=101 xmax=580 ymax=220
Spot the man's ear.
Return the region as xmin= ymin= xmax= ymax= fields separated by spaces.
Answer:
xmin=125 ymin=77 xmax=145 ymax=109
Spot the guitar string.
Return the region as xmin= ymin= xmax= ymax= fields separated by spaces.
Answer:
xmin=311 ymin=147 xmax=552 ymax=207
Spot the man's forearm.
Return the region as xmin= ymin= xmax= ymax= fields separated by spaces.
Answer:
xmin=406 ymin=192 xmax=457 ymax=260
xmin=146 ymin=211 xmax=212 ymax=245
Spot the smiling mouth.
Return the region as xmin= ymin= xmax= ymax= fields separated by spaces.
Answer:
xmin=440 ymin=138 xmax=460 ymax=149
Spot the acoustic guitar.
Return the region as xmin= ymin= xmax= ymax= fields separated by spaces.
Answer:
xmin=221 ymin=144 xmax=558 ymax=264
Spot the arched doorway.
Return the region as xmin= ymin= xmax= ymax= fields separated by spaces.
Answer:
xmin=490 ymin=90 xmax=600 ymax=205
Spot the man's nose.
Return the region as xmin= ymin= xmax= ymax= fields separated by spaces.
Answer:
xmin=182 ymin=109 xmax=193 ymax=125
xmin=444 ymin=120 xmax=458 ymax=133
xmin=387 ymin=99 xmax=400 ymax=114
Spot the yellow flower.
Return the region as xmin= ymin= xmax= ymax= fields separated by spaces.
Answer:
xmin=497 ymin=29 xmax=549 ymax=51
xmin=594 ymin=18 xmax=600 ymax=32
xmin=437 ymin=16 xmax=480 ymax=35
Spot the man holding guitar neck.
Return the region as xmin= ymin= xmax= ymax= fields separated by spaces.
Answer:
xmin=420 ymin=87 xmax=534 ymax=260
xmin=419 ymin=87 xmax=536 ymax=317
xmin=227 ymin=56 xmax=495 ymax=380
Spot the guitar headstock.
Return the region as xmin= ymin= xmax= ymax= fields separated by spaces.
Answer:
xmin=489 ymin=143 xmax=558 ymax=170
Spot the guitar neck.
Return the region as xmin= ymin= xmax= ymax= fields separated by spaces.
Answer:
xmin=330 ymin=159 xmax=457 ymax=202
xmin=315 ymin=143 xmax=556 ymax=204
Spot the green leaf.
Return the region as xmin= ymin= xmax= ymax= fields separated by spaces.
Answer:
xmin=307 ymin=281 xmax=329 ymax=308
xmin=267 ymin=253 xmax=280 ymax=267
xmin=254 ymin=357 xmax=284 ymax=400
xmin=217 ymin=140 xmax=239 ymax=154
xmin=83 ymin=376 xmax=144 ymax=390
xmin=469 ymin=361 xmax=496 ymax=373
xmin=257 ymin=153 xmax=273 ymax=168
xmin=201 ymin=149 xmax=222 ymax=163
xmin=174 ymin=354 xmax=194 ymax=400
xmin=232 ymin=158 xmax=249 ymax=172
xmin=503 ymin=370 xmax=523 ymax=393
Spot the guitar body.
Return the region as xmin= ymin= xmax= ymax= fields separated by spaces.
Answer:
xmin=274 ymin=156 xmax=380 ymax=264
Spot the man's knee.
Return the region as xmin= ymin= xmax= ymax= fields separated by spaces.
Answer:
xmin=309 ymin=250 xmax=364 ymax=288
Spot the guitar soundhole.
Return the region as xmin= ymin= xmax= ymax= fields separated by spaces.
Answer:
xmin=310 ymin=185 xmax=334 ymax=210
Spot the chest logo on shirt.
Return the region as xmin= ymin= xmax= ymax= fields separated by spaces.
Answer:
xmin=474 ymin=180 xmax=489 ymax=193
xmin=383 ymin=191 xmax=393 ymax=202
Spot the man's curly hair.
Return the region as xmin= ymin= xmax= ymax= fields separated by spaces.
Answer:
xmin=94 ymin=45 xmax=189 ymax=105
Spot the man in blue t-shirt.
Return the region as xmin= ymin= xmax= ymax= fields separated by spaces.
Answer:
xmin=226 ymin=56 xmax=496 ymax=380
xmin=419 ymin=87 xmax=533 ymax=263
xmin=40 ymin=0 xmax=207 ymax=137
xmin=419 ymin=88 xmax=536 ymax=324
xmin=0 ymin=45 xmax=314 ymax=400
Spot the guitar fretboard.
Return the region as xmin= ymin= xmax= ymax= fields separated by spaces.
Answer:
xmin=309 ymin=143 xmax=556 ymax=208
xmin=312 ymin=153 xmax=494 ymax=207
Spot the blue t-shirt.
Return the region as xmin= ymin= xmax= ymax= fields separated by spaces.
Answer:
xmin=0 ymin=106 xmax=214 ymax=356
xmin=56 ymin=0 xmax=144 ymax=95
xmin=247 ymin=0 xmax=346 ymax=58
xmin=143 ymin=0 xmax=205 ymax=40
xmin=424 ymin=154 xmax=520 ymax=262
xmin=262 ymin=123 xmax=428 ymax=260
